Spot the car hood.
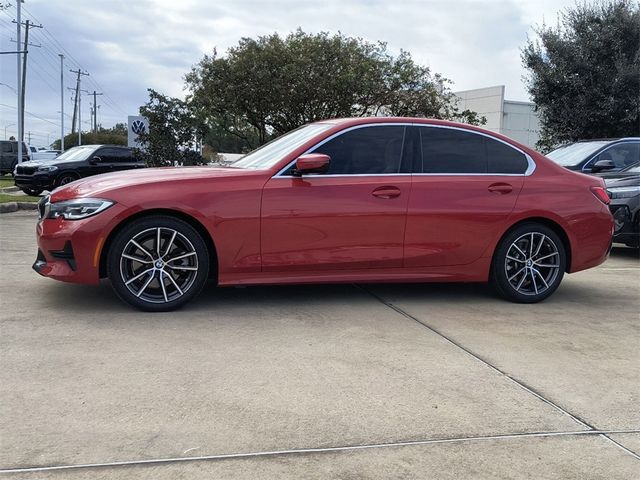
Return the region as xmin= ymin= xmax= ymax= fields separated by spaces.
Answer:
xmin=17 ymin=159 xmax=57 ymax=168
xmin=604 ymin=175 xmax=640 ymax=188
xmin=50 ymin=165 xmax=261 ymax=201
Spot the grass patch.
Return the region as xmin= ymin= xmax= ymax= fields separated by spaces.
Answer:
xmin=0 ymin=194 xmax=40 ymax=203
xmin=0 ymin=176 xmax=15 ymax=189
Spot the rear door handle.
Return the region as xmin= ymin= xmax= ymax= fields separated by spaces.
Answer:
xmin=488 ymin=183 xmax=513 ymax=195
xmin=372 ymin=186 xmax=401 ymax=199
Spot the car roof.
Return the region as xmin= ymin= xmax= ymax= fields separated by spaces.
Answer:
xmin=314 ymin=117 xmax=479 ymax=128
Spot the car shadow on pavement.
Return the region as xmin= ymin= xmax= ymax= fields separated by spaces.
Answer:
xmin=610 ymin=245 xmax=639 ymax=260
xmin=38 ymin=277 xmax=618 ymax=317
xmin=35 ymin=245 xmax=637 ymax=316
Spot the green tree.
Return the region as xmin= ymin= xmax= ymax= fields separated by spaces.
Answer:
xmin=135 ymin=89 xmax=205 ymax=167
xmin=522 ymin=0 xmax=640 ymax=150
xmin=51 ymin=124 xmax=127 ymax=150
xmin=186 ymin=30 xmax=485 ymax=152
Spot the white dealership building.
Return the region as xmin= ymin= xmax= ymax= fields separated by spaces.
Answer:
xmin=454 ymin=85 xmax=541 ymax=148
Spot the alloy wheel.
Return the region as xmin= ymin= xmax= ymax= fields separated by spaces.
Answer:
xmin=59 ymin=175 xmax=76 ymax=186
xmin=504 ymin=232 xmax=560 ymax=296
xmin=119 ymin=227 xmax=199 ymax=304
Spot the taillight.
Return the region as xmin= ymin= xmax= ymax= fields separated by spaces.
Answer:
xmin=590 ymin=186 xmax=610 ymax=205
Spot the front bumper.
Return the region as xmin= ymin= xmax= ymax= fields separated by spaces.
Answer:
xmin=15 ymin=173 xmax=55 ymax=191
xmin=34 ymin=199 xmax=128 ymax=284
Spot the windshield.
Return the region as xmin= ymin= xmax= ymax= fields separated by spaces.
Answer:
xmin=546 ymin=141 xmax=610 ymax=166
xmin=53 ymin=146 xmax=98 ymax=162
xmin=231 ymin=124 xmax=332 ymax=170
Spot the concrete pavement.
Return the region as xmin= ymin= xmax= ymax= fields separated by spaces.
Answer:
xmin=0 ymin=211 xmax=638 ymax=478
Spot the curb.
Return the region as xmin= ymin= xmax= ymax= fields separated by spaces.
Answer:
xmin=0 ymin=186 xmax=20 ymax=193
xmin=0 ymin=202 xmax=38 ymax=214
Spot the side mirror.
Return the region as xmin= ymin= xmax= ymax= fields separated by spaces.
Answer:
xmin=89 ymin=156 xmax=102 ymax=165
xmin=293 ymin=154 xmax=330 ymax=176
xmin=591 ymin=159 xmax=615 ymax=173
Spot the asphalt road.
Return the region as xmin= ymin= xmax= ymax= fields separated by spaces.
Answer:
xmin=1 ymin=210 xmax=638 ymax=479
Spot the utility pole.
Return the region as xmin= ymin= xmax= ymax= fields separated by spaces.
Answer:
xmin=59 ymin=54 xmax=64 ymax=152
xmin=27 ymin=131 xmax=31 ymax=144
xmin=15 ymin=0 xmax=21 ymax=164
xmin=90 ymin=91 xmax=103 ymax=133
xmin=18 ymin=20 xmax=42 ymax=140
xmin=69 ymin=69 xmax=89 ymax=145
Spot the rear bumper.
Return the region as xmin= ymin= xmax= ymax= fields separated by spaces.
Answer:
xmin=568 ymin=205 xmax=614 ymax=273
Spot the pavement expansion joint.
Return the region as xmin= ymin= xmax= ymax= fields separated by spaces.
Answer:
xmin=1 ymin=429 xmax=638 ymax=474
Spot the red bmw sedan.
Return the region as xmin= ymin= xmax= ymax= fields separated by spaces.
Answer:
xmin=33 ymin=118 xmax=613 ymax=311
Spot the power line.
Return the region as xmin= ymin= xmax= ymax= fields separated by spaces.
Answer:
xmin=0 ymin=102 xmax=60 ymax=127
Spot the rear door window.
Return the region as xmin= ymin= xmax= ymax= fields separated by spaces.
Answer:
xmin=420 ymin=127 xmax=486 ymax=173
xmin=418 ymin=127 xmax=528 ymax=174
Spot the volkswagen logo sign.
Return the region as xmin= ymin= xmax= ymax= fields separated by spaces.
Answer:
xmin=131 ymin=120 xmax=146 ymax=135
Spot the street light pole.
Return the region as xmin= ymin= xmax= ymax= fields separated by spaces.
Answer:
xmin=4 ymin=123 xmax=15 ymax=140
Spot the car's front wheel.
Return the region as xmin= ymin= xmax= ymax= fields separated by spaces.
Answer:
xmin=107 ymin=215 xmax=210 ymax=311
xmin=491 ymin=223 xmax=566 ymax=303
xmin=22 ymin=188 xmax=42 ymax=196
xmin=56 ymin=173 xmax=78 ymax=187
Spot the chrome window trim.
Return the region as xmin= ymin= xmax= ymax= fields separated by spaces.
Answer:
xmin=581 ymin=141 xmax=640 ymax=172
xmin=274 ymin=122 xmax=536 ymax=178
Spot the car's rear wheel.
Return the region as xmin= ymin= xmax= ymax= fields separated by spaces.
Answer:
xmin=107 ymin=216 xmax=209 ymax=311
xmin=491 ymin=223 xmax=566 ymax=303
xmin=57 ymin=173 xmax=78 ymax=187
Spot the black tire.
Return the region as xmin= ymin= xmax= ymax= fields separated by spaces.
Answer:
xmin=107 ymin=215 xmax=210 ymax=312
xmin=491 ymin=222 xmax=566 ymax=303
xmin=56 ymin=173 xmax=78 ymax=187
xmin=22 ymin=188 xmax=42 ymax=196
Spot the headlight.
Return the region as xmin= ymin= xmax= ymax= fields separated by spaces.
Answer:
xmin=47 ymin=198 xmax=114 ymax=220
xmin=607 ymin=186 xmax=640 ymax=199
xmin=37 ymin=165 xmax=58 ymax=173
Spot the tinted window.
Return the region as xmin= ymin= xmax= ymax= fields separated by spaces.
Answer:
xmin=486 ymin=138 xmax=528 ymax=174
xmin=419 ymin=127 xmax=528 ymax=174
xmin=312 ymin=126 xmax=405 ymax=174
xmin=420 ymin=127 xmax=486 ymax=173
xmin=596 ymin=143 xmax=640 ymax=169
xmin=1 ymin=143 xmax=11 ymax=153
xmin=111 ymin=148 xmax=132 ymax=163
xmin=97 ymin=148 xmax=128 ymax=162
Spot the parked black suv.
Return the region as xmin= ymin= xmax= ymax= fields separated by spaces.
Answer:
xmin=545 ymin=138 xmax=640 ymax=173
xmin=0 ymin=140 xmax=31 ymax=175
xmin=14 ymin=144 xmax=145 ymax=195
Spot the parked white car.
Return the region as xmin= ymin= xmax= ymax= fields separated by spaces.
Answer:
xmin=28 ymin=146 xmax=60 ymax=161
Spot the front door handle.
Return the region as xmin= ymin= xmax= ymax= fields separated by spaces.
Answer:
xmin=488 ymin=183 xmax=513 ymax=195
xmin=372 ymin=186 xmax=401 ymax=199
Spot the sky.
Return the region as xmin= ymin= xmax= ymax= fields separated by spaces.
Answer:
xmin=0 ymin=0 xmax=577 ymax=147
